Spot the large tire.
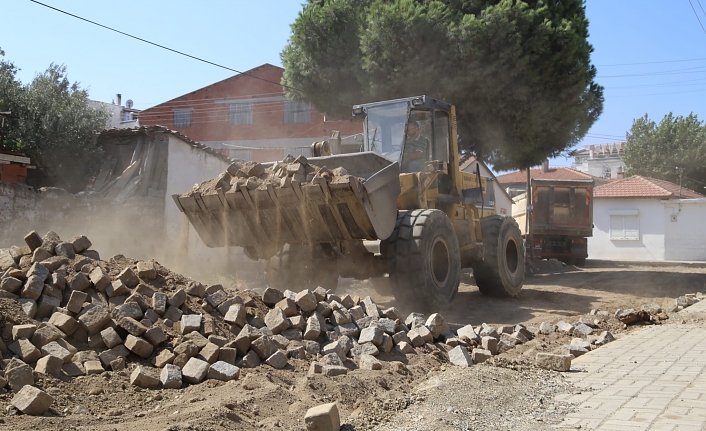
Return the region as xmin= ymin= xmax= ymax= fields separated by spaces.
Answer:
xmin=381 ymin=209 xmax=461 ymax=310
xmin=473 ymin=215 xmax=525 ymax=297
xmin=265 ymin=244 xmax=338 ymax=292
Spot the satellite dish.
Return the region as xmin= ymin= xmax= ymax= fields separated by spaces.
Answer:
xmin=126 ymin=99 xmax=134 ymax=109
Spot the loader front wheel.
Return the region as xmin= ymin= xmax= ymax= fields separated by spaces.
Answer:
xmin=472 ymin=215 xmax=525 ymax=297
xmin=382 ymin=209 xmax=461 ymax=310
xmin=265 ymin=244 xmax=338 ymax=292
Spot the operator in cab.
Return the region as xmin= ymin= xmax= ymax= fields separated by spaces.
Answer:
xmin=401 ymin=121 xmax=429 ymax=172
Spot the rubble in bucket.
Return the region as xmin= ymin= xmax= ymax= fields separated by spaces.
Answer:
xmin=187 ymin=155 xmax=353 ymax=197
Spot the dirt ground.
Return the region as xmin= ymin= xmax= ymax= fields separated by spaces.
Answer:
xmin=3 ymin=260 xmax=705 ymax=431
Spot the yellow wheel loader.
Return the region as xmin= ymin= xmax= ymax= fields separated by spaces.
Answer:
xmin=173 ymin=95 xmax=525 ymax=309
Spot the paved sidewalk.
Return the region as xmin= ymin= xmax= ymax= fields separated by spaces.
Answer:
xmin=556 ymin=324 xmax=706 ymax=431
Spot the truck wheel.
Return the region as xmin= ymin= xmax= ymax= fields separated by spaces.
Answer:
xmin=382 ymin=209 xmax=461 ymax=310
xmin=473 ymin=215 xmax=525 ymax=297
xmin=265 ymin=244 xmax=338 ymax=292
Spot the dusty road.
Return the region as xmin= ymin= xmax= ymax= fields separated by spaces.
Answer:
xmin=339 ymin=260 xmax=706 ymax=327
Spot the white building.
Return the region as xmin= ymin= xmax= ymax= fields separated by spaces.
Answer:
xmin=571 ymin=142 xmax=627 ymax=180
xmin=88 ymin=94 xmax=140 ymax=129
xmin=589 ymin=175 xmax=706 ymax=261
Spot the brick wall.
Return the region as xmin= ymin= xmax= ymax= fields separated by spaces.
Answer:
xmin=0 ymin=163 xmax=28 ymax=184
xmin=139 ymin=64 xmax=360 ymax=144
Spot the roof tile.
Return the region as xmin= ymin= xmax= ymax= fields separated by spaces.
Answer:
xmin=594 ymin=175 xmax=704 ymax=199
xmin=496 ymin=167 xmax=601 ymax=185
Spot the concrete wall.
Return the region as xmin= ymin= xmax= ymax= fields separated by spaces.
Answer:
xmin=164 ymin=135 xmax=254 ymax=282
xmin=663 ymin=199 xmax=706 ymax=261
xmin=589 ymin=198 xmax=666 ymax=261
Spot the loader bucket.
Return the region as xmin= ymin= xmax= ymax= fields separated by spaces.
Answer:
xmin=172 ymin=152 xmax=401 ymax=253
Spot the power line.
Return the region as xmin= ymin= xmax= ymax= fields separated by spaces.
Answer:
xmin=688 ymin=0 xmax=706 ymax=38
xmin=597 ymin=57 xmax=706 ymax=67
xmin=698 ymin=0 xmax=706 ymax=20
xmin=26 ymin=0 xmax=301 ymax=93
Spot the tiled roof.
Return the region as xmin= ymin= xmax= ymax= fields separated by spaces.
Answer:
xmin=97 ymin=125 xmax=233 ymax=165
xmin=594 ymin=175 xmax=704 ymax=199
xmin=496 ymin=167 xmax=601 ymax=185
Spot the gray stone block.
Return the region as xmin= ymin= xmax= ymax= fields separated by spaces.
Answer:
xmin=160 ymin=364 xmax=182 ymax=389
xmin=11 ymin=385 xmax=54 ymax=415
xmin=181 ymin=357 xmax=210 ymax=384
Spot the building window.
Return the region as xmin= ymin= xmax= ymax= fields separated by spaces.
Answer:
xmin=229 ymin=103 xmax=253 ymax=125
xmin=610 ymin=212 xmax=639 ymax=240
xmin=284 ymin=100 xmax=311 ymax=124
xmin=173 ymin=109 xmax=192 ymax=128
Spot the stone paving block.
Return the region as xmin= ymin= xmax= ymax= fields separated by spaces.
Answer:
xmin=30 ymin=324 xmax=65 ymax=348
xmin=19 ymin=298 xmax=37 ymax=319
xmin=136 ymin=261 xmax=156 ymax=280
xmin=208 ymin=361 xmax=241 ymax=381
xmin=41 ymin=341 xmax=73 ymax=363
xmin=265 ymin=307 xmax=289 ymax=334
xmin=66 ymin=290 xmax=88 ymax=314
xmin=472 ymin=348 xmax=492 ymax=364
xmin=154 ymin=349 xmax=176 ymax=368
xmin=359 ymin=354 xmax=382 ymax=370
xmin=266 ymin=351 xmax=288 ymax=369
xmin=536 ymin=353 xmax=572 ymax=371
xmin=6 ymin=359 xmax=34 ymax=392
xmin=145 ymin=326 xmax=167 ymax=346
xmin=12 ymin=324 xmax=37 ymax=341
xmin=125 ymin=334 xmax=154 ymax=358
xmin=69 ymin=272 xmax=91 ymax=292
xmin=198 ymin=342 xmax=220 ymax=364
xmin=448 ymin=345 xmax=473 ymax=367
xmin=130 ymin=365 xmax=160 ymax=388
xmin=119 ymin=316 xmax=148 ymax=336
xmin=275 ymin=298 xmax=298 ymax=317
xmin=323 ymin=365 xmax=348 ymax=377
xmin=180 ymin=314 xmax=202 ymax=334
xmin=304 ymin=402 xmax=340 ymax=431
xmin=35 ymin=355 xmax=63 ymax=377
xmin=11 ymin=385 xmax=54 ymax=415
xmin=85 ymin=360 xmax=104 ymax=375
xmin=78 ymin=306 xmax=111 ymax=335
xmin=89 ymin=267 xmax=110 ymax=291
xmin=182 ymin=357 xmax=210 ymax=384
xmin=62 ymin=362 xmax=85 ymax=377
xmin=9 ymin=338 xmax=41 ymax=363
xmin=160 ymin=364 xmax=182 ymax=389
xmin=48 ymin=312 xmax=78 ymax=335
xmin=295 ymin=290 xmax=318 ymax=312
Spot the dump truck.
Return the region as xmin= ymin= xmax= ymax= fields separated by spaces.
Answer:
xmin=512 ymin=178 xmax=594 ymax=266
xmin=173 ymin=95 xmax=525 ymax=309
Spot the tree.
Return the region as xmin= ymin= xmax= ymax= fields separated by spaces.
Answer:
xmin=281 ymin=0 xmax=604 ymax=170
xmin=0 ymin=48 xmax=108 ymax=191
xmin=623 ymin=113 xmax=706 ymax=193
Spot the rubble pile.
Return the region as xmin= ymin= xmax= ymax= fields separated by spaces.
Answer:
xmin=0 ymin=229 xmax=695 ymax=417
xmin=188 ymin=154 xmax=352 ymax=197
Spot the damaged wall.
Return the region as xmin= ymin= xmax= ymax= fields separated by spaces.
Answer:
xmin=1 ymin=128 xmax=264 ymax=285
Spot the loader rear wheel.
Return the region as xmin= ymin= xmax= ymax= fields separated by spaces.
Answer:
xmin=472 ymin=215 xmax=525 ymax=297
xmin=382 ymin=209 xmax=460 ymax=310
xmin=265 ymin=244 xmax=338 ymax=292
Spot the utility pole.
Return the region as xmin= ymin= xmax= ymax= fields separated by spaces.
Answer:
xmin=527 ymin=168 xmax=534 ymax=260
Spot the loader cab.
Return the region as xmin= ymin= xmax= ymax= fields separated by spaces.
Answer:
xmin=353 ymin=96 xmax=453 ymax=175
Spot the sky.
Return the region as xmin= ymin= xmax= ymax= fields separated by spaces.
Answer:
xmin=3 ymin=0 xmax=706 ymax=170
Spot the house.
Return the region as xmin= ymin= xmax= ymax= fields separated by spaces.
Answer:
xmin=589 ymin=175 xmax=706 ymax=261
xmin=459 ymin=156 xmax=513 ymax=215
xmin=138 ymin=64 xmax=362 ymax=162
xmin=496 ymin=160 xmax=609 ymax=197
xmin=570 ymin=142 xmax=627 ymax=180
xmin=88 ymin=94 xmax=141 ymax=129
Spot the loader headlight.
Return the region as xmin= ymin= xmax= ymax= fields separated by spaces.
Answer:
xmin=352 ymin=106 xmax=364 ymax=115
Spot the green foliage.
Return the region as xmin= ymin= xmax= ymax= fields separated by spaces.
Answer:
xmin=0 ymin=48 xmax=108 ymax=190
xmin=282 ymin=0 xmax=603 ymax=170
xmin=623 ymin=113 xmax=706 ymax=193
